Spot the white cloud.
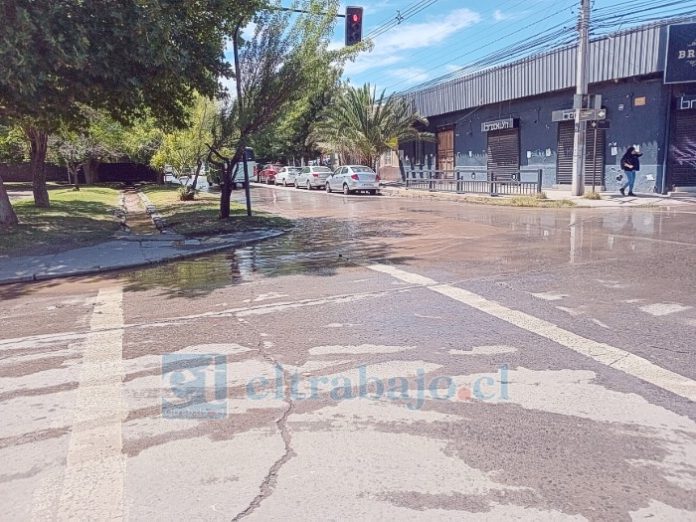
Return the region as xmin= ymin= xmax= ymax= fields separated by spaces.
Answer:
xmin=493 ymin=9 xmax=509 ymax=22
xmin=444 ymin=64 xmax=463 ymax=73
xmin=343 ymin=8 xmax=481 ymax=78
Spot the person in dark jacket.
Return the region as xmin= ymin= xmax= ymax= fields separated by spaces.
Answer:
xmin=619 ymin=146 xmax=642 ymax=196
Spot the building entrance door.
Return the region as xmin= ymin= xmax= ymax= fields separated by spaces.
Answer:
xmin=668 ymin=103 xmax=696 ymax=188
xmin=486 ymin=128 xmax=519 ymax=180
xmin=437 ymin=128 xmax=454 ymax=172
xmin=556 ymin=121 xmax=605 ymax=187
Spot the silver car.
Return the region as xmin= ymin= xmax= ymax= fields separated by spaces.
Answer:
xmin=325 ymin=165 xmax=380 ymax=195
xmin=276 ymin=166 xmax=302 ymax=187
xmin=295 ymin=166 xmax=332 ymax=190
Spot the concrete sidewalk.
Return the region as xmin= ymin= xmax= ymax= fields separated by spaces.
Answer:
xmin=0 ymin=230 xmax=286 ymax=285
xmin=380 ymin=185 xmax=696 ymax=208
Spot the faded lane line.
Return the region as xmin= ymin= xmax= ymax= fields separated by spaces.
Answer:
xmin=1 ymin=289 xmax=393 ymax=350
xmin=57 ymin=286 xmax=125 ymax=520
xmin=368 ymin=264 xmax=696 ymax=402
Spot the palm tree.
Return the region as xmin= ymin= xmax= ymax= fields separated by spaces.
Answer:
xmin=310 ymin=83 xmax=433 ymax=170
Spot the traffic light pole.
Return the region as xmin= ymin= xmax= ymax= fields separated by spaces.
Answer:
xmin=571 ymin=0 xmax=590 ymax=197
xmin=232 ymin=22 xmax=252 ymax=217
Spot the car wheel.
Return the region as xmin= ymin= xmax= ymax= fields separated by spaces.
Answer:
xmin=369 ymin=189 xmax=377 ymax=195
xmin=326 ymin=183 xmax=332 ymax=193
xmin=307 ymin=181 xmax=312 ymax=190
xmin=343 ymin=184 xmax=351 ymax=195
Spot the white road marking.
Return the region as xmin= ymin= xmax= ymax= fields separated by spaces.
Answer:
xmin=368 ymin=264 xmax=696 ymax=402
xmin=640 ymin=303 xmax=693 ymax=317
xmin=591 ymin=318 xmax=611 ymax=329
xmin=531 ymin=292 xmax=567 ymax=301
xmin=57 ymin=286 xmax=125 ymax=520
xmin=309 ymin=344 xmax=416 ymax=356
xmin=449 ymin=345 xmax=518 ymax=356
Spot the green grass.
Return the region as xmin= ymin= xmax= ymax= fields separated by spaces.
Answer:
xmin=462 ymin=194 xmax=576 ymax=208
xmin=141 ymin=184 xmax=292 ymax=236
xmin=583 ymin=191 xmax=602 ymax=200
xmin=0 ymin=185 xmax=122 ymax=257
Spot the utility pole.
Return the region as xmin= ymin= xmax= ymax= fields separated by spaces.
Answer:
xmin=571 ymin=0 xmax=590 ymax=196
xmin=232 ymin=22 xmax=252 ymax=217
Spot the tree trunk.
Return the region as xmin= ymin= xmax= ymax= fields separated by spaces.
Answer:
xmin=191 ymin=160 xmax=202 ymax=190
xmin=219 ymin=161 xmax=232 ymax=219
xmin=0 ymin=176 xmax=19 ymax=226
xmin=69 ymin=164 xmax=80 ymax=190
xmin=25 ymin=126 xmax=50 ymax=208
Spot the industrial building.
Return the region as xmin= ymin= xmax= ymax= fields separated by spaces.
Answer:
xmin=397 ymin=18 xmax=696 ymax=194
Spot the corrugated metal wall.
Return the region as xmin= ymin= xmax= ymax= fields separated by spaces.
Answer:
xmin=405 ymin=24 xmax=666 ymax=118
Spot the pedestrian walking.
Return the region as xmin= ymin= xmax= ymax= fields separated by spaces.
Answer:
xmin=619 ymin=146 xmax=642 ymax=196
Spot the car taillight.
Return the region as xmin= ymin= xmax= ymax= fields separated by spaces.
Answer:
xmin=312 ymin=173 xmax=319 ymax=177
xmin=351 ymin=174 xmax=359 ymax=180
xmin=375 ymin=174 xmax=381 ymax=182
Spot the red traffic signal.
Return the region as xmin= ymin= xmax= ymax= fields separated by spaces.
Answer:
xmin=345 ymin=6 xmax=363 ymax=46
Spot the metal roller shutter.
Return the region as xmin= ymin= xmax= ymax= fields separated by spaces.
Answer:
xmin=486 ymin=128 xmax=519 ymax=180
xmin=585 ymin=127 xmax=606 ymax=188
xmin=669 ymin=109 xmax=696 ymax=187
xmin=556 ymin=121 xmax=605 ymax=186
xmin=556 ymin=122 xmax=574 ymax=184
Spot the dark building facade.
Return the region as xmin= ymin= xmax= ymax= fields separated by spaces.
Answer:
xmin=400 ymin=19 xmax=696 ymax=193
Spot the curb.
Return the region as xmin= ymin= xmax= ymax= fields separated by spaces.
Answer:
xmin=137 ymin=190 xmax=173 ymax=233
xmin=0 ymin=229 xmax=288 ymax=286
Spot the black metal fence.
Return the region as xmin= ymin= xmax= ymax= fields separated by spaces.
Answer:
xmin=404 ymin=168 xmax=543 ymax=196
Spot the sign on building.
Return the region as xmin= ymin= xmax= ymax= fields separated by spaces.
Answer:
xmin=665 ymin=23 xmax=696 ymax=84
xmin=481 ymin=118 xmax=517 ymax=132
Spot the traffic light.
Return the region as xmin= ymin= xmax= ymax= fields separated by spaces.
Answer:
xmin=345 ymin=6 xmax=363 ymax=46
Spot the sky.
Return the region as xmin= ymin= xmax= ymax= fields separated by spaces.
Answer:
xmin=329 ymin=0 xmax=658 ymax=93
xmin=223 ymin=0 xmax=691 ymax=95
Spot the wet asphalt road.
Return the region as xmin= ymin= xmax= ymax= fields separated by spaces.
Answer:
xmin=2 ymin=185 xmax=696 ymax=521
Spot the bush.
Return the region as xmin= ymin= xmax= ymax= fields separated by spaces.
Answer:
xmin=178 ymin=185 xmax=196 ymax=201
xmin=583 ymin=191 xmax=601 ymax=200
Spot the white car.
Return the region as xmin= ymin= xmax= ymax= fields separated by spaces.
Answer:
xmin=325 ymin=165 xmax=380 ymax=195
xmin=275 ymin=166 xmax=302 ymax=187
xmin=295 ymin=166 xmax=332 ymax=190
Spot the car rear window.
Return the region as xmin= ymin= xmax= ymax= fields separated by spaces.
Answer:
xmin=351 ymin=166 xmax=375 ymax=173
xmin=313 ymin=167 xmax=332 ymax=173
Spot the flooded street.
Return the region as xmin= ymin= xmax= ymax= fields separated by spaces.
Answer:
xmin=2 ymin=186 xmax=696 ymax=520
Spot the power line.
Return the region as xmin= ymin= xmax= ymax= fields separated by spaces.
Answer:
xmin=387 ymin=0 xmax=696 ymax=94
xmin=385 ymin=0 xmax=578 ymax=92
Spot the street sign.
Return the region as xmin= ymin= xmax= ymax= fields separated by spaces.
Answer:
xmin=588 ymin=120 xmax=610 ymax=129
xmin=578 ymin=108 xmax=607 ymax=121
xmin=553 ymin=107 xmax=606 ymax=122
xmin=552 ymin=109 xmax=575 ymax=122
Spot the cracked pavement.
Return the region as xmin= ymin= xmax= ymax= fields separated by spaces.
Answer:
xmin=1 ymin=186 xmax=696 ymax=520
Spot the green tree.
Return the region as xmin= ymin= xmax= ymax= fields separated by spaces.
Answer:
xmin=0 ymin=126 xmax=26 ymax=164
xmin=310 ymin=83 xmax=433 ymax=169
xmin=0 ymin=0 xmax=255 ymax=218
xmin=210 ymin=0 xmax=365 ymax=218
xmin=151 ymin=95 xmax=217 ymax=193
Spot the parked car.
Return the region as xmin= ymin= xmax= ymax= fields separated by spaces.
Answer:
xmin=325 ymin=165 xmax=380 ymax=195
xmin=295 ymin=166 xmax=332 ymax=190
xmin=257 ymin=164 xmax=282 ymax=184
xmin=275 ymin=166 xmax=302 ymax=187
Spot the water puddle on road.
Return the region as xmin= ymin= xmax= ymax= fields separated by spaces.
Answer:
xmin=123 ymin=218 xmax=411 ymax=296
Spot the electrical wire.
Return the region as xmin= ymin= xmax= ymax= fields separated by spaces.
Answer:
xmin=383 ymin=1 xmax=579 ymax=92
xmin=387 ymin=0 xmax=696 ymax=94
